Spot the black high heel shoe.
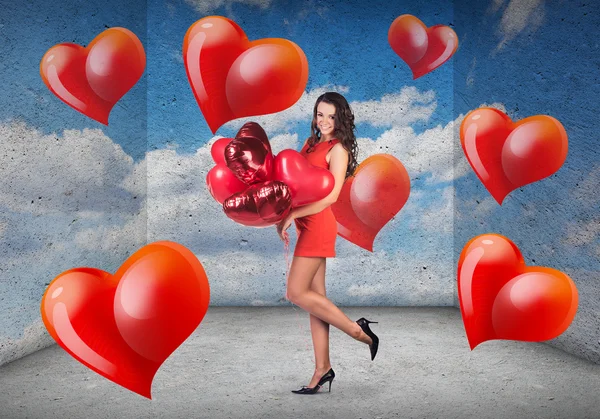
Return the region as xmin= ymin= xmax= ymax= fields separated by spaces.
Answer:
xmin=291 ymin=368 xmax=335 ymax=394
xmin=356 ymin=318 xmax=379 ymax=361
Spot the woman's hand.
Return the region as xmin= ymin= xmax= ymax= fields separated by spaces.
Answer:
xmin=276 ymin=212 xmax=295 ymax=242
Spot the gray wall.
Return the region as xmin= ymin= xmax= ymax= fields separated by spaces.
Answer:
xmin=0 ymin=0 xmax=147 ymax=365
xmin=453 ymin=0 xmax=600 ymax=364
xmin=0 ymin=0 xmax=598 ymax=369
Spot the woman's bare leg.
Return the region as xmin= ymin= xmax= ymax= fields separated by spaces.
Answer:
xmin=306 ymin=258 xmax=331 ymax=387
xmin=286 ymin=256 xmax=372 ymax=345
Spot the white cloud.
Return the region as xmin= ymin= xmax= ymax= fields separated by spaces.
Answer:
xmin=495 ymin=0 xmax=545 ymax=51
xmin=0 ymin=121 xmax=146 ymax=365
xmin=420 ymin=187 xmax=454 ymax=234
xmin=185 ymin=0 xmax=271 ymax=14
xmin=224 ymin=85 xmax=436 ymax=137
xmin=568 ymin=166 xmax=600 ymax=207
xmin=466 ymin=57 xmax=477 ymax=87
xmin=75 ymin=216 xmax=146 ymax=251
xmin=354 ymin=120 xmax=455 ymax=184
xmin=172 ymin=49 xmax=184 ymax=64
xmin=331 ymin=244 xmax=454 ymax=305
xmin=562 ymin=166 xmax=600 ymax=249
xmin=269 ymin=133 xmax=300 ymax=154
xmin=223 ymin=85 xmax=350 ymax=136
xmin=0 ymin=121 xmax=142 ymax=215
xmin=454 ymin=192 xmax=497 ymax=223
xmin=144 ymin=92 xmax=473 ymax=306
xmin=351 ymin=87 xmax=436 ymax=128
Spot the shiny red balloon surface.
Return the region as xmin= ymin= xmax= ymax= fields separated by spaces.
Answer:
xmin=388 ymin=15 xmax=458 ymax=79
xmin=460 ymin=108 xmax=568 ymax=205
xmin=458 ymin=234 xmax=578 ymax=350
xmin=223 ymin=180 xmax=292 ymax=227
xmin=183 ymin=16 xmax=308 ymax=133
xmin=41 ymin=242 xmax=210 ymax=398
xmin=40 ymin=27 xmax=145 ymax=124
xmin=331 ymin=154 xmax=411 ymax=252
xmin=273 ymin=149 xmax=335 ymax=207
xmin=224 ymin=122 xmax=274 ymax=185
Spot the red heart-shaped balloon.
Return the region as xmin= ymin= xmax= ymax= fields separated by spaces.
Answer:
xmin=331 ymin=154 xmax=411 ymax=252
xmin=388 ymin=15 xmax=458 ymax=79
xmin=331 ymin=175 xmax=378 ymax=251
xmin=225 ymin=122 xmax=274 ymax=185
xmin=207 ymin=136 xmax=247 ymax=203
xmin=222 ymin=180 xmax=291 ymax=227
xmin=235 ymin=121 xmax=273 ymax=155
xmin=40 ymin=242 xmax=210 ymax=398
xmin=183 ymin=16 xmax=309 ymax=133
xmin=40 ymin=27 xmax=146 ymax=125
xmin=460 ymin=108 xmax=568 ymax=205
xmin=457 ymin=234 xmax=578 ymax=350
xmin=211 ymin=137 xmax=234 ymax=165
xmin=273 ymin=149 xmax=335 ymax=207
xmin=206 ymin=163 xmax=247 ymax=204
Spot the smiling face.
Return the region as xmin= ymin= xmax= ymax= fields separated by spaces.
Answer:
xmin=316 ymin=101 xmax=336 ymax=140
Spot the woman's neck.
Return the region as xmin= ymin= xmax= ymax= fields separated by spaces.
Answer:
xmin=320 ymin=133 xmax=335 ymax=142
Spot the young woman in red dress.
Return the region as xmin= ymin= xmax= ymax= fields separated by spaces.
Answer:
xmin=276 ymin=92 xmax=379 ymax=395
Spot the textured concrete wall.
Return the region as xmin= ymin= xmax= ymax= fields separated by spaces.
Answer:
xmin=0 ymin=0 xmax=147 ymax=365
xmin=453 ymin=0 xmax=600 ymax=364
xmin=145 ymin=0 xmax=457 ymax=308
xmin=1 ymin=0 xmax=598 ymax=370
xmin=1 ymin=0 xmax=457 ymax=367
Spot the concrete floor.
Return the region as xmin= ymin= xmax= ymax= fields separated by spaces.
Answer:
xmin=1 ymin=307 xmax=599 ymax=419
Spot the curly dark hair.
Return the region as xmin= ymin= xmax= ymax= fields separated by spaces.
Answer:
xmin=307 ymin=92 xmax=358 ymax=179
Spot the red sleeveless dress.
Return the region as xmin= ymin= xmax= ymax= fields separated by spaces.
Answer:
xmin=293 ymin=139 xmax=340 ymax=258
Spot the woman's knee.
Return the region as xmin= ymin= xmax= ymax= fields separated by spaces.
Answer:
xmin=286 ymin=288 xmax=305 ymax=304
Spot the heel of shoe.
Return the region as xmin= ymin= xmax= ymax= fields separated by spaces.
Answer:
xmin=328 ymin=380 xmax=333 ymax=392
xmin=357 ymin=318 xmax=379 ymax=361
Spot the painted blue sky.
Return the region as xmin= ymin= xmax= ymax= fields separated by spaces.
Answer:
xmin=452 ymin=0 xmax=600 ymax=272
xmin=0 ymin=0 xmax=598 ymax=348
xmin=146 ymin=0 xmax=454 ymax=152
xmin=0 ymin=0 xmax=597 ymax=268
xmin=0 ymin=0 xmax=597 ymax=277
xmin=0 ymin=0 xmax=597 ymax=162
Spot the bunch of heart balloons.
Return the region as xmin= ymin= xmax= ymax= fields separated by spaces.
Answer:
xmin=206 ymin=122 xmax=336 ymax=227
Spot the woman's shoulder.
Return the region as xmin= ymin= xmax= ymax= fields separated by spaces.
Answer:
xmin=329 ymin=138 xmax=347 ymax=151
xmin=300 ymin=137 xmax=311 ymax=151
xmin=326 ymin=141 xmax=349 ymax=164
xmin=329 ymin=142 xmax=348 ymax=154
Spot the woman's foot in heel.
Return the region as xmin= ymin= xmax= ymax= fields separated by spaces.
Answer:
xmin=291 ymin=367 xmax=335 ymax=395
xmin=356 ymin=318 xmax=379 ymax=361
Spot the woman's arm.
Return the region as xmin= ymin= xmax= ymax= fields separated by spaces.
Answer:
xmin=276 ymin=144 xmax=349 ymax=240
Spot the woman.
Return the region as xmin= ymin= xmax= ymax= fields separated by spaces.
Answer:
xmin=277 ymin=92 xmax=379 ymax=395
